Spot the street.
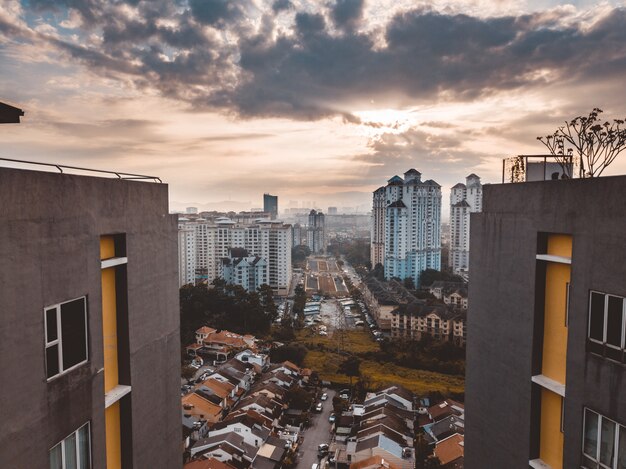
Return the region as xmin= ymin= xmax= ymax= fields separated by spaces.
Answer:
xmin=296 ymin=390 xmax=335 ymax=469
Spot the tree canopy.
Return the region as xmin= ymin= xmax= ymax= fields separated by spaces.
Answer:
xmin=538 ymin=108 xmax=626 ymax=178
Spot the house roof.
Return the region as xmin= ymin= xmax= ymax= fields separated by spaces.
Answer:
xmin=184 ymin=457 xmax=235 ymax=469
xmin=197 ymin=326 xmax=217 ymax=335
xmin=434 ymin=433 xmax=464 ymax=465
xmin=192 ymin=432 xmax=258 ymax=460
xmin=182 ymin=393 xmax=222 ymax=420
xmin=350 ymin=455 xmax=400 ymax=469
xmin=197 ymin=377 xmax=234 ymax=399
xmin=451 ymin=183 xmax=466 ymax=189
xmin=428 ymin=400 xmax=464 ymax=422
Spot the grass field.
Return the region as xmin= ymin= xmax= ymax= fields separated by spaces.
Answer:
xmin=296 ymin=329 xmax=380 ymax=354
xmin=297 ymin=329 xmax=465 ymax=395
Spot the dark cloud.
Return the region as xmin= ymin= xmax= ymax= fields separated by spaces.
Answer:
xmin=7 ymin=2 xmax=626 ymax=121
xmin=189 ymin=0 xmax=246 ymax=26
xmin=272 ymin=0 xmax=293 ymax=13
xmin=330 ymin=0 xmax=364 ymax=30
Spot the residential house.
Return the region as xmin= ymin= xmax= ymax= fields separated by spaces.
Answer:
xmin=433 ymin=433 xmax=464 ymax=469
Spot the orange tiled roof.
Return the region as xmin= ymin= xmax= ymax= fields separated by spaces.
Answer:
xmin=198 ymin=377 xmax=234 ymax=399
xmin=197 ymin=326 xmax=217 ymax=335
xmin=434 ymin=433 xmax=464 ymax=465
xmin=350 ymin=455 xmax=400 ymax=469
xmin=182 ymin=393 xmax=222 ymax=422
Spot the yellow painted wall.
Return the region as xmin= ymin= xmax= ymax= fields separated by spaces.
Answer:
xmin=542 ymin=234 xmax=572 ymax=385
xmin=105 ymin=402 xmax=122 ymax=469
xmin=100 ymin=236 xmax=119 ymax=393
xmin=542 ymin=262 xmax=570 ymax=384
xmin=539 ymin=389 xmax=564 ymax=469
xmin=100 ymin=236 xmax=116 ymax=260
xmin=547 ymin=234 xmax=572 ymax=258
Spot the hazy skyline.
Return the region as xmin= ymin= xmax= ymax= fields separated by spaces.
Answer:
xmin=1 ymin=0 xmax=626 ymax=212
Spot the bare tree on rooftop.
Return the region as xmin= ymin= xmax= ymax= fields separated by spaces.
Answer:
xmin=537 ymin=108 xmax=626 ymax=178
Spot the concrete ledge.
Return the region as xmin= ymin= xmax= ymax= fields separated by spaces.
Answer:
xmin=101 ymin=257 xmax=128 ymax=269
xmin=536 ymin=254 xmax=571 ymax=264
xmin=529 ymin=458 xmax=552 ymax=469
xmin=105 ymin=385 xmax=132 ymax=408
xmin=532 ymin=374 xmax=566 ymax=397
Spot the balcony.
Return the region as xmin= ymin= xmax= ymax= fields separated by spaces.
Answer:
xmin=501 ymin=155 xmax=581 ymax=183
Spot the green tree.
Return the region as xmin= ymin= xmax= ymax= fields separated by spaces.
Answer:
xmin=338 ymin=356 xmax=361 ymax=388
xmin=538 ymin=108 xmax=626 ymax=178
xmin=258 ymin=284 xmax=278 ymax=321
xmin=286 ymin=386 xmax=313 ymax=411
xmin=292 ymin=245 xmax=311 ymax=265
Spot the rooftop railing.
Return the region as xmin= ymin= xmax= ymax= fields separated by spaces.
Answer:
xmin=0 ymin=157 xmax=162 ymax=183
xmin=501 ymin=154 xmax=582 ymax=183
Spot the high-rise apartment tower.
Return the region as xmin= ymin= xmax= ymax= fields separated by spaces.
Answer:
xmin=449 ymin=174 xmax=482 ymax=276
xmin=370 ymin=169 xmax=442 ymax=286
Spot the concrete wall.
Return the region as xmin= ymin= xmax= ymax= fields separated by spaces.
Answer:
xmin=466 ymin=175 xmax=626 ymax=469
xmin=0 ymin=168 xmax=181 ymax=468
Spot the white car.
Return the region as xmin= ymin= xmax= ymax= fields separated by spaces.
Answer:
xmin=321 ymin=392 xmax=328 ymax=401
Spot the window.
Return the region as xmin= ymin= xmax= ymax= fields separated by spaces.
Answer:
xmin=49 ymin=423 xmax=91 ymax=469
xmin=582 ymin=409 xmax=626 ymax=469
xmin=45 ymin=297 xmax=88 ymax=380
xmin=587 ymin=291 xmax=626 ymax=363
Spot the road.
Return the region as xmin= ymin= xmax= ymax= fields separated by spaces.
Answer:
xmin=297 ymin=390 xmax=335 ymax=469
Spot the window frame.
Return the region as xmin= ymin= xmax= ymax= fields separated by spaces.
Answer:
xmin=44 ymin=296 xmax=89 ymax=381
xmin=582 ymin=408 xmax=625 ymax=469
xmin=587 ymin=290 xmax=626 ymax=362
xmin=49 ymin=422 xmax=91 ymax=469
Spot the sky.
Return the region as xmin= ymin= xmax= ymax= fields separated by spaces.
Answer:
xmin=1 ymin=0 xmax=626 ymax=214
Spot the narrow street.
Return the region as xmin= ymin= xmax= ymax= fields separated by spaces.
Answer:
xmin=296 ymin=390 xmax=335 ymax=469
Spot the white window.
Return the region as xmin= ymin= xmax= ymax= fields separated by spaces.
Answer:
xmin=582 ymin=409 xmax=626 ymax=469
xmin=49 ymin=422 xmax=91 ymax=469
xmin=44 ymin=297 xmax=88 ymax=380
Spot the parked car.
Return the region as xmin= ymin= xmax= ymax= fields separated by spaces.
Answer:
xmin=315 ymin=402 xmax=323 ymax=412
xmin=318 ymin=443 xmax=329 ymax=456
xmin=320 ymin=392 xmax=328 ymax=401
xmin=328 ymin=414 xmax=336 ymax=423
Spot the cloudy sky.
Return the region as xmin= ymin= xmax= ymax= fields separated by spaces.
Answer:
xmin=1 ymin=0 xmax=626 ymax=214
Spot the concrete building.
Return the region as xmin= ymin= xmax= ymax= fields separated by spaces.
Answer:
xmin=0 ymin=166 xmax=181 ymax=468
xmin=306 ymin=210 xmax=326 ymax=254
xmin=371 ymin=187 xmax=386 ymax=268
xmin=466 ymin=175 xmax=626 ymax=469
xmin=263 ymin=194 xmax=278 ymax=220
xmin=292 ymin=223 xmax=302 ymax=247
xmin=449 ymin=174 xmax=482 ymax=277
xmin=371 ymin=169 xmax=441 ymax=287
xmin=179 ymin=220 xmax=197 ymax=286
xmin=220 ymin=249 xmax=268 ymax=292
xmin=178 ymin=218 xmax=292 ymax=295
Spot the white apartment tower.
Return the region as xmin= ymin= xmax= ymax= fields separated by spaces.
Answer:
xmin=178 ymin=220 xmax=197 ymax=286
xmin=371 ymin=187 xmax=386 ymax=268
xmin=449 ymin=173 xmax=482 ymax=275
xmin=178 ymin=217 xmax=292 ymax=295
xmin=307 ymin=210 xmax=326 ymax=254
xmin=371 ymin=169 xmax=442 ymax=287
